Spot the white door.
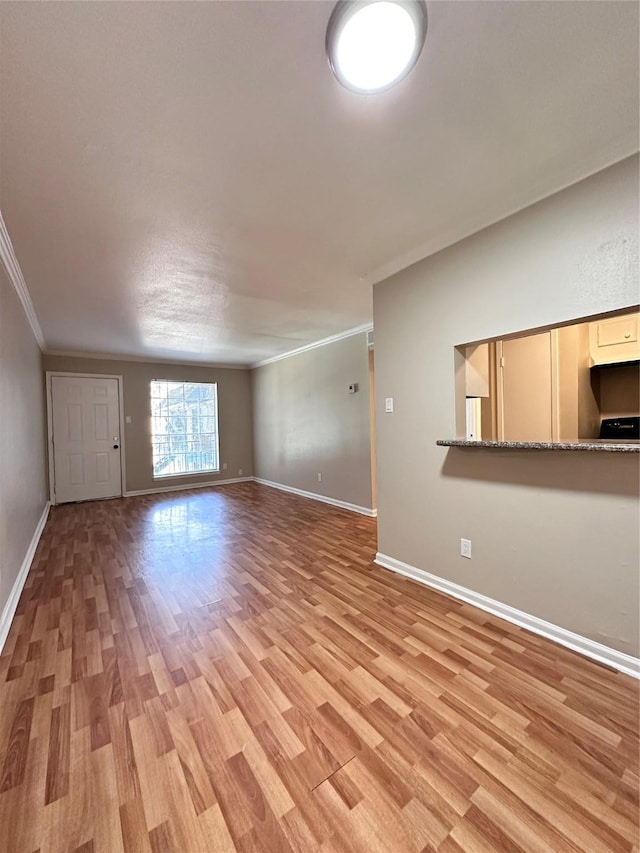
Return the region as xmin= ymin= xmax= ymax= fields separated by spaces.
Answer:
xmin=50 ymin=375 xmax=122 ymax=503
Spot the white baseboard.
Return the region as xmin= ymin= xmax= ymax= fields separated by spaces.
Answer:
xmin=123 ymin=477 xmax=253 ymax=497
xmin=253 ymin=477 xmax=377 ymax=517
xmin=375 ymin=552 xmax=640 ymax=680
xmin=0 ymin=502 xmax=51 ymax=654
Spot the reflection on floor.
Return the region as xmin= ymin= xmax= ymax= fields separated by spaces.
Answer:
xmin=0 ymin=482 xmax=638 ymax=852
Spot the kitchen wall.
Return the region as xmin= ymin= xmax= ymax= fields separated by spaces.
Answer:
xmin=251 ymin=332 xmax=374 ymax=512
xmin=374 ymin=154 xmax=640 ymax=657
xmin=42 ymin=355 xmax=253 ymax=493
xmin=0 ymin=266 xmax=48 ymax=639
xmin=598 ymin=364 xmax=640 ymax=419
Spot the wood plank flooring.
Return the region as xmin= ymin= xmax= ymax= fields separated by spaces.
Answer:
xmin=0 ymin=482 xmax=638 ymax=852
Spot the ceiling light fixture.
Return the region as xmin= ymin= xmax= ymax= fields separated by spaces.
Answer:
xmin=326 ymin=0 xmax=428 ymax=94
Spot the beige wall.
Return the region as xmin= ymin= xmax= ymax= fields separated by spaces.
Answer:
xmin=374 ymin=155 xmax=640 ymax=656
xmin=0 ymin=267 xmax=48 ymax=622
xmin=598 ymin=364 xmax=640 ymax=419
xmin=42 ymin=355 xmax=253 ymax=494
xmin=251 ymin=333 xmax=374 ymax=511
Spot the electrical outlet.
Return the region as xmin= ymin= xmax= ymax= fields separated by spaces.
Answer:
xmin=222 ymin=462 xmax=227 ymax=471
xmin=317 ymin=473 xmax=322 ymax=482
xmin=460 ymin=538 xmax=472 ymax=559
xmin=238 ymin=468 xmax=243 ymax=476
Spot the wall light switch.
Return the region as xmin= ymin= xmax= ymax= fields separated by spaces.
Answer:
xmin=125 ymin=415 xmax=132 ymax=424
xmin=385 ymin=397 xmax=394 ymax=413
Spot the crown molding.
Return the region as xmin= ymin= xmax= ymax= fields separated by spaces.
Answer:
xmin=251 ymin=322 xmax=373 ymax=369
xmin=362 ymin=149 xmax=640 ymax=287
xmin=45 ymin=326 xmax=375 ymax=371
xmin=0 ymin=212 xmax=46 ymax=350
xmin=43 ymin=348 xmax=249 ymax=370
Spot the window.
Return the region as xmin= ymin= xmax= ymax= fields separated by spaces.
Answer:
xmin=150 ymin=380 xmax=219 ymax=478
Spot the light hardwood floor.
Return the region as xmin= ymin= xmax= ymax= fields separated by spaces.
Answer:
xmin=0 ymin=482 xmax=638 ymax=852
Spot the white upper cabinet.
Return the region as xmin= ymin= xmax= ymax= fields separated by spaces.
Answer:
xmin=589 ymin=313 xmax=639 ymax=366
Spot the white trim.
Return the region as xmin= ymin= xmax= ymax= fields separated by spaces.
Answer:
xmin=153 ymin=470 xmax=221 ymax=481
xmin=253 ymin=477 xmax=377 ymax=517
xmin=124 ymin=477 xmax=253 ymax=497
xmin=361 ymin=151 xmax=638 ymax=286
xmin=0 ymin=211 xmax=46 ymax=350
xmin=251 ymin=323 xmax=373 ymax=369
xmin=44 ymin=349 xmax=248 ymax=370
xmin=374 ymin=552 xmax=640 ymax=679
xmin=0 ymin=502 xmax=50 ymax=654
xmin=46 ymin=372 xmax=127 ymax=504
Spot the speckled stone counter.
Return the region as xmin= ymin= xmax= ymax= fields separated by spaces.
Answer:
xmin=436 ymin=439 xmax=640 ymax=453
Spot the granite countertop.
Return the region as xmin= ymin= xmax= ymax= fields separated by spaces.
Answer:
xmin=436 ymin=439 xmax=640 ymax=453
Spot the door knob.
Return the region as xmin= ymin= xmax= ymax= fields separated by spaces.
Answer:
xmin=113 ymin=444 xmax=119 ymax=449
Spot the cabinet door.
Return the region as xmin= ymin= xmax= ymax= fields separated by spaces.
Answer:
xmin=589 ymin=314 xmax=640 ymax=365
xmin=498 ymin=332 xmax=553 ymax=441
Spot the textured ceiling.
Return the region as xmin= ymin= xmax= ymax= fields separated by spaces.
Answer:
xmin=1 ymin=1 xmax=638 ymax=365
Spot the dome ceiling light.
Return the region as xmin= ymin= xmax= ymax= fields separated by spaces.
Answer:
xmin=326 ymin=0 xmax=428 ymax=94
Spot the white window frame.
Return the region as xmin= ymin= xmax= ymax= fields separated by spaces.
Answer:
xmin=150 ymin=379 xmax=220 ymax=479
